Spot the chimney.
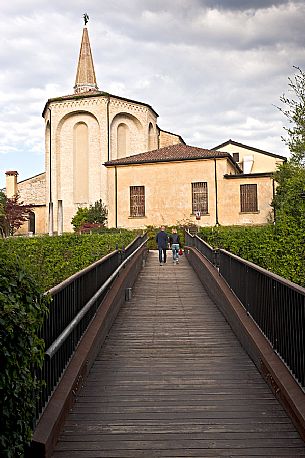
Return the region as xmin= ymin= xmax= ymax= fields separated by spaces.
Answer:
xmin=5 ymin=171 xmax=18 ymax=198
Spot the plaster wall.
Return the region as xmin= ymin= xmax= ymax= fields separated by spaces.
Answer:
xmin=218 ymin=175 xmax=274 ymax=226
xmin=216 ymin=143 xmax=284 ymax=173
xmin=107 ymin=158 xmax=274 ymax=229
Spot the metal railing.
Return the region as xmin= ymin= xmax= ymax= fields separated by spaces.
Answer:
xmin=185 ymin=231 xmax=218 ymax=266
xmin=36 ymin=234 xmax=147 ymax=420
xmin=185 ymin=230 xmax=305 ymax=389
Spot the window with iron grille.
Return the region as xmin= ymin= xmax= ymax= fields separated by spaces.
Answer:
xmin=192 ymin=182 xmax=208 ymax=214
xmin=240 ymin=184 xmax=258 ymax=212
xmin=130 ymin=186 xmax=145 ymax=217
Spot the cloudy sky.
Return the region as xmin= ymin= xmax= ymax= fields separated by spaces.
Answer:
xmin=1 ymin=0 xmax=305 ymax=188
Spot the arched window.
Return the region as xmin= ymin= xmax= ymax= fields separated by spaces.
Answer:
xmin=73 ymin=122 xmax=89 ymax=204
xmin=148 ymin=123 xmax=154 ymax=151
xmin=117 ymin=123 xmax=129 ymax=158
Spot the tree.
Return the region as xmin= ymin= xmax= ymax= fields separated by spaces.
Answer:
xmin=279 ymin=66 xmax=305 ymax=166
xmin=272 ymin=162 xmax=305 ymax=228
xmin=0 ymin=192 xmax=32 ymax=237
xmin=71 ymin=199 xmax=108 ymax=232
xmin=87 ymin=199 xmax=108 ymax=225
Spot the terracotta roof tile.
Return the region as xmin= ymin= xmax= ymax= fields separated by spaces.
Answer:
xmin=104 ymin=144 xmax=233 ymax=166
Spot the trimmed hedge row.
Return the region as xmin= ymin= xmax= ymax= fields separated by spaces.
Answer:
xmin=198 ymin=225 xmax=305 ymax=288
xmin=0 ymin=231 xmax=136 ymax=291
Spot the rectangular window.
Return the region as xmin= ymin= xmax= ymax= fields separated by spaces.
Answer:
xmin=240 ymin=184 xmax=258 ymax=212
xmin=192 ymin=182 xmax=208 ymax=214
xmin=233 ymin=152 xmax=240 ymax=162
xmin=130 ymin=186 xmax=145 ymax=217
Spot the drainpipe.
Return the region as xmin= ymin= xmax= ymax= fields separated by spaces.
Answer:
xmin=58 ymin=200 xmax=63 ymax=235
xmin=272 ymin=178 xmax=276 ymax=223
xmin=48 ymin=106 xmax=54 ymax=236
xmin=214 ymin=157 xmax=219 ymax=226
xmin=115 ymin=166 xmax=118 ymax=228
xmin=107 ymin=96 xmax=110 ymax=161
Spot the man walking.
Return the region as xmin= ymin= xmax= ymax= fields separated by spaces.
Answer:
xmin=156 ymin=226 xmax=168 ymax=266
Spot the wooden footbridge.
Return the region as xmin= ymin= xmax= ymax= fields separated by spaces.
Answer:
xmin=29 ymin=234 xmax=305 ymax=457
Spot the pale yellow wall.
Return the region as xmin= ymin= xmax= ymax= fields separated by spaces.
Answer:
xmin=216 ymin=143 xmax=284 ymax=173
xmin=107 ymin=158 xmax=274 ymax=229
xmin=217 ymin=175 xmax=274 ymax=226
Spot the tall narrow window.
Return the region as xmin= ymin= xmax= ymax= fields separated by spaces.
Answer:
xmin=117 ymin=123 xmax=129 ymax=158
xmin=240 ymin=184 xmax=258 ymax=212
xmin=192 ymin=182 xmax=208 ymax=214
xmin=73 ymin=122 xmax=89 ymax=204
xmin=148 ymin=122 xmax=154 ymax=151
xmin=130 ymin=186 xmax=145 ymax=217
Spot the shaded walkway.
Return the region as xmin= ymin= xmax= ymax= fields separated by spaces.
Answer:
xmin=52 ymin=251 xmax=305 ymax=457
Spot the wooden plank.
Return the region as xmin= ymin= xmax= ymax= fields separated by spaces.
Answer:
xmin=52 ymin=251 xmax=305 ymax=456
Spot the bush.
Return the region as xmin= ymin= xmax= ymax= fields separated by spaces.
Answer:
xmin=71 ymin=200 xmax=108 ymax=232
xmin=0 ymin=255 xmax=49 ymax=457
xmin=198 ymin=224 xmax=305 ymax=287
xmin=0 ymin=231 xmax=136 ymax=291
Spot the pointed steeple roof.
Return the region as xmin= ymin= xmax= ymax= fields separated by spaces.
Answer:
xmin=74 ymin=26 xmax=98 ymax=94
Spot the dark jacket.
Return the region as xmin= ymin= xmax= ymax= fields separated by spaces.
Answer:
xmin=156 ymin=231 xmax=168 ymax=249
xmin=169 ymin=234 xmax=180 ymax=245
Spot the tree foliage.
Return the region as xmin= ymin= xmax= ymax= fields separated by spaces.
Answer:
xmin=0 ymin=192 xmax=32 ymax=237
xmin=0 ymin=255 xmax=49 ymax=457
xmin=272 ymin=161 xmax=305 ymax=226
xmin=279 ymin=66 xmax=305 ymax=166
xmin=71 ymin=199 xmax=108 ymax=232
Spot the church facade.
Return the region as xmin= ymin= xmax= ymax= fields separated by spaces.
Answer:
xmin=5 ymin=25 xmax=286 ymax=234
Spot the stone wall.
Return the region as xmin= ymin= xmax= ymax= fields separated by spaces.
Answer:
xmin=18 ymin=172 xmax=46 ymax=205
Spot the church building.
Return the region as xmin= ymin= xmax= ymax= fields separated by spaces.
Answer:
xmin=5 ymin=23 xmax=286 ymax=234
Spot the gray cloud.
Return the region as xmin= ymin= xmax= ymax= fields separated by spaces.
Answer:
xmin=1 ymin=0 xmax=304 ymax=187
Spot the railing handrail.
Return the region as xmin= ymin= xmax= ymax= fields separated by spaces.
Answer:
xmin=185 ymin=228 xmax=305 ymax=388
xmin=47 ymin=249 xmax=118 ymax=296
xmin=46 ymin=237 xmax=148 ymax=359
xmin=220 ymin=248 xmax=305 ymax=296
xmin=35 ymin=233 xmax=148 ymax=422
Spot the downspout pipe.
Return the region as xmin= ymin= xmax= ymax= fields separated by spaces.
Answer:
xmin=107 ymin=96 xmax=110 ymax=161
xmin=115 ymin=166 xmax=118 ymax=228
xmin=214 ymin=157 xmax=219 ymax=226
xmin=48 ymin=107 xmax=54 ymax=236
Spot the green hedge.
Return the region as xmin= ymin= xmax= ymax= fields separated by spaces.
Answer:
xmin=198 ymin=225 xmax=305 ymax=287
xmin=0 ymin=230 xmax=139 ymax=456
xmin=0 ymin=255 xmax=49 ymax=457
xmin=0 ymin=231 xmax=136 ymax=291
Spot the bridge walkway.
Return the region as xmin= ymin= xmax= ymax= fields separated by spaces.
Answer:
xmin=52 ymin=251 xmax=305 ymax=457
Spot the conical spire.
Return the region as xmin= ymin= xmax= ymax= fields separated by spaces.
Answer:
xmin=74 ymin=26 xmax=99 ymax=94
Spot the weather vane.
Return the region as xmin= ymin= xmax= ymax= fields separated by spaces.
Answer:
xmin=83 ymin=13 xmax=89 ymax=26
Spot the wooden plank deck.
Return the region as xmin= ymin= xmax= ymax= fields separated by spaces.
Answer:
xmin=52 ymin=251 xmax=305 ymax=457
